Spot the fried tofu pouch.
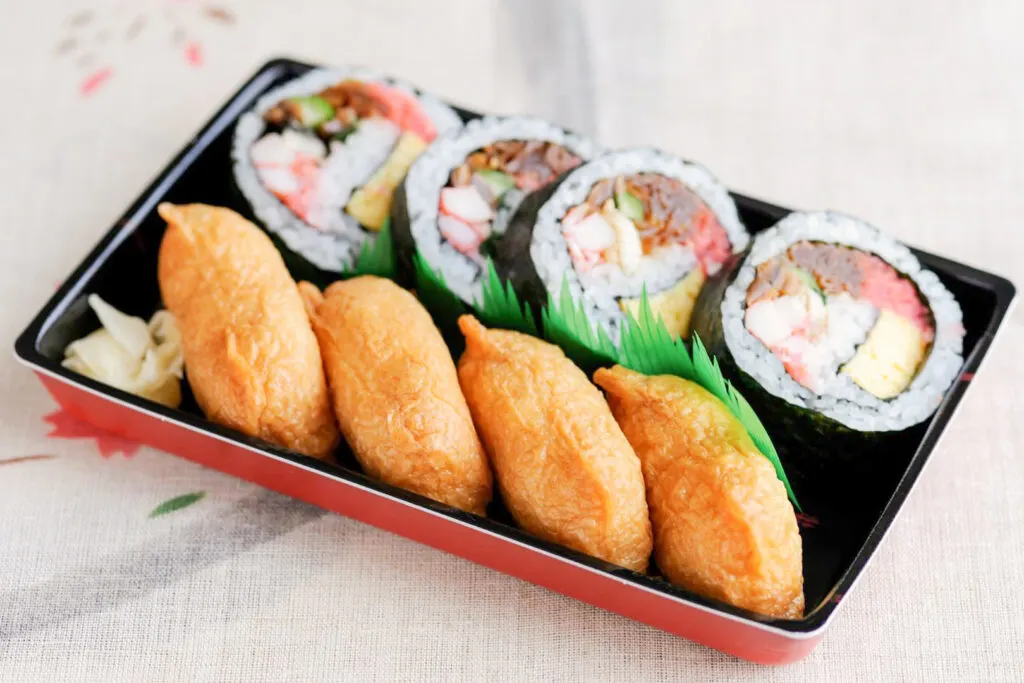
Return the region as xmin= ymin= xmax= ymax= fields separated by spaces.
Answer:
xmin=457 ymin=316 xmax=652 ymax=572
xmin=157 ymin=203 xmax=339 ymax=459
xmin=299 ymin=277 xmax=492 ymax=515
xmin=594 ymin=366 xmax=804 ymax=618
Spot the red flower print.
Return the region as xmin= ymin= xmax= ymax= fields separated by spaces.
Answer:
xmin=44 ymin=409 xmax=141 ymax=458
xmin=183 ymin=41 xmax=203 ymax=67
xmin=79 ymin=67 xmax=113 ymax=96
xmin=56 ymin=1 xmax=236 ymax=94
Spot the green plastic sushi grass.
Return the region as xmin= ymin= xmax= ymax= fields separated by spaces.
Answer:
xmin=363 ymin=251 xmax=799 ymax=510
xmin=343 ymin=218 xmax=397 ymax=279
xmin=613 ymin=287 xmax=800 ymax=510
xmin=542 ymin=279 xmax=618 ymax=370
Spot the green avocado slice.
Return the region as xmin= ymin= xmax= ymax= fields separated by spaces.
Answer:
xmin=614 ymin=189 xmax=645 ymax=222
xmin=475 ymin=169 xmax=517 ymax=199
xmin=793 ymin=266 xmax=825 ymax=302
xmin=286 ymin=95 xmax=335 ymax=128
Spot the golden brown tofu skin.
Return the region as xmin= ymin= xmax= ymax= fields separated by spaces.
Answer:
xmin=301 ymin=277 xmax=492 ymax=515
xmin=156 ymin=203 xmax=339 ymax=459
xmin=457 ymin=316 xmax=652 ymax=572
xmin=594 ymin=365 xmax=803 ymax=618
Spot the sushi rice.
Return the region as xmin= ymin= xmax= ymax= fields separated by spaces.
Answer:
xmin=233 ymin=66 xmax=463 ymax=272
xmin=402 ymin=116 xmax=602 ymax=304
xmin=529 ymin=148 xmax=748 ymax=340
xmin=720 ymin=211 xmax=964 ymax=432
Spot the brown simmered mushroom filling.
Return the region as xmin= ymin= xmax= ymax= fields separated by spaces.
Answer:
xmin=437 ymin=141 xmax=583 ymax=259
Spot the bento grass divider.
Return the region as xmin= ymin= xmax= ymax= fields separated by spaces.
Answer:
xmin=13 ymin=57 xmax=1017 ymax=665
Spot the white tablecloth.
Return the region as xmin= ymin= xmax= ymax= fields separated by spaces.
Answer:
xmin=1 ymin=1 xmax=1022 ymax=680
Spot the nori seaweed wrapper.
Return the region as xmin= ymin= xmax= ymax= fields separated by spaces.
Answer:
xmin=390 ymin=181 xmax=418 ymax=290
xmin=491 ymin=178 xmax=566 ymax=327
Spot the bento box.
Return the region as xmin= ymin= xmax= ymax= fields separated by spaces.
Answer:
xmin=14 ymin=58 xmax=1017 ymax=665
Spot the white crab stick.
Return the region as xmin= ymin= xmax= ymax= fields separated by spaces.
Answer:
xmin=440 ymin=186 xmax=495 ymax=224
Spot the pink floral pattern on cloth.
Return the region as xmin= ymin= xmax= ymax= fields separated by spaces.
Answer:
xmin=40 ymin=409 xmax=206 ymax=516
xmin=184 ymin=41 xmax=204 ymax=67
xmin=79 ymin=67 xmax=113 ymax=95
xmin=44 ymin=408 xmax=141 ymax=458
xmin=55 ymin=1 xmax=235 ymax=96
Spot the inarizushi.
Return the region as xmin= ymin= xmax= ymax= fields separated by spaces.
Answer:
xmin=595 ymin=366 xmax=804 ymax=619
xmin=494 ymin=148 xmax=748 ymax=339
xmin=299 ymin=277 xmax=492 ymax=514
xmin=456 ymin=316 xmax=652 ymax=572
xmin=394 ymin=116 xmax=600 ymax=304
xmin=232 ymin=67 xmax=463 ymax=273
xmin=156 ymin=203 xmax=340 ymax=459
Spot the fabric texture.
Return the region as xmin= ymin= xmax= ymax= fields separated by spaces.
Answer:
xmin=1 ymin=0 xmax=1022 ymax=680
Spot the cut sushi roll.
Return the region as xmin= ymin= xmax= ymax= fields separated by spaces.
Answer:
xmin=692 ymin=211 xmax=965 ymax=435
xmin=232 ymin=67 xmax=463 ymax=272
xmin=393 ymin=116 xmax=601 ymax=303
xmin=494 ymin=148 xmax=748 ymax=340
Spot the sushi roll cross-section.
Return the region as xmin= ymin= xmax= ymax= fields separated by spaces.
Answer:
xmin=495 ymin=149 xmax=748 ymax=340
xmin=439 ymin=140 xmax=583 ymax=257
xmin=693 ymin=211 xmax=964 ymax=434
xmin=562 ymin=173 xmax=732 ymax=335
xmin=233 ymin=67 xmax=463 ymax=273
xmin=395 ymin=116 xmax=601 ymax=304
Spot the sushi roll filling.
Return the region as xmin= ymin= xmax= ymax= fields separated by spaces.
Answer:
xmin=744 ymin=241 xmax=935 ymax=398
xmin=561 ymin=173 xmax=733 ymax=336
xmin=439 ymin=141 xmax=583 ymax=262
xmin=263 ymin=79 xmax=438 ymax=144
xmin=251 ymin=79 xmax=439 ymax=233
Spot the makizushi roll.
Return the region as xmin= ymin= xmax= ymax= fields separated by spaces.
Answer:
xmin=232 ymin=67 xmax=463 ymax=272
xmin=691 ymin=211 xmax=964 ymax=435
xmin=494 ymin=148 xmax=748 ymax=339
xmin=393 ymin=116 xmax=601 ymax=303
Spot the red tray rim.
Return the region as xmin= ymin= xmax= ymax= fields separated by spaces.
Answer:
xmin=20 ymin=359 xmax=831 ymax=641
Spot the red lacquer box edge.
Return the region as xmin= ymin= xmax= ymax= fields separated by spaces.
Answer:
xmin=23 ymin=363 xmax=826 ymax=664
